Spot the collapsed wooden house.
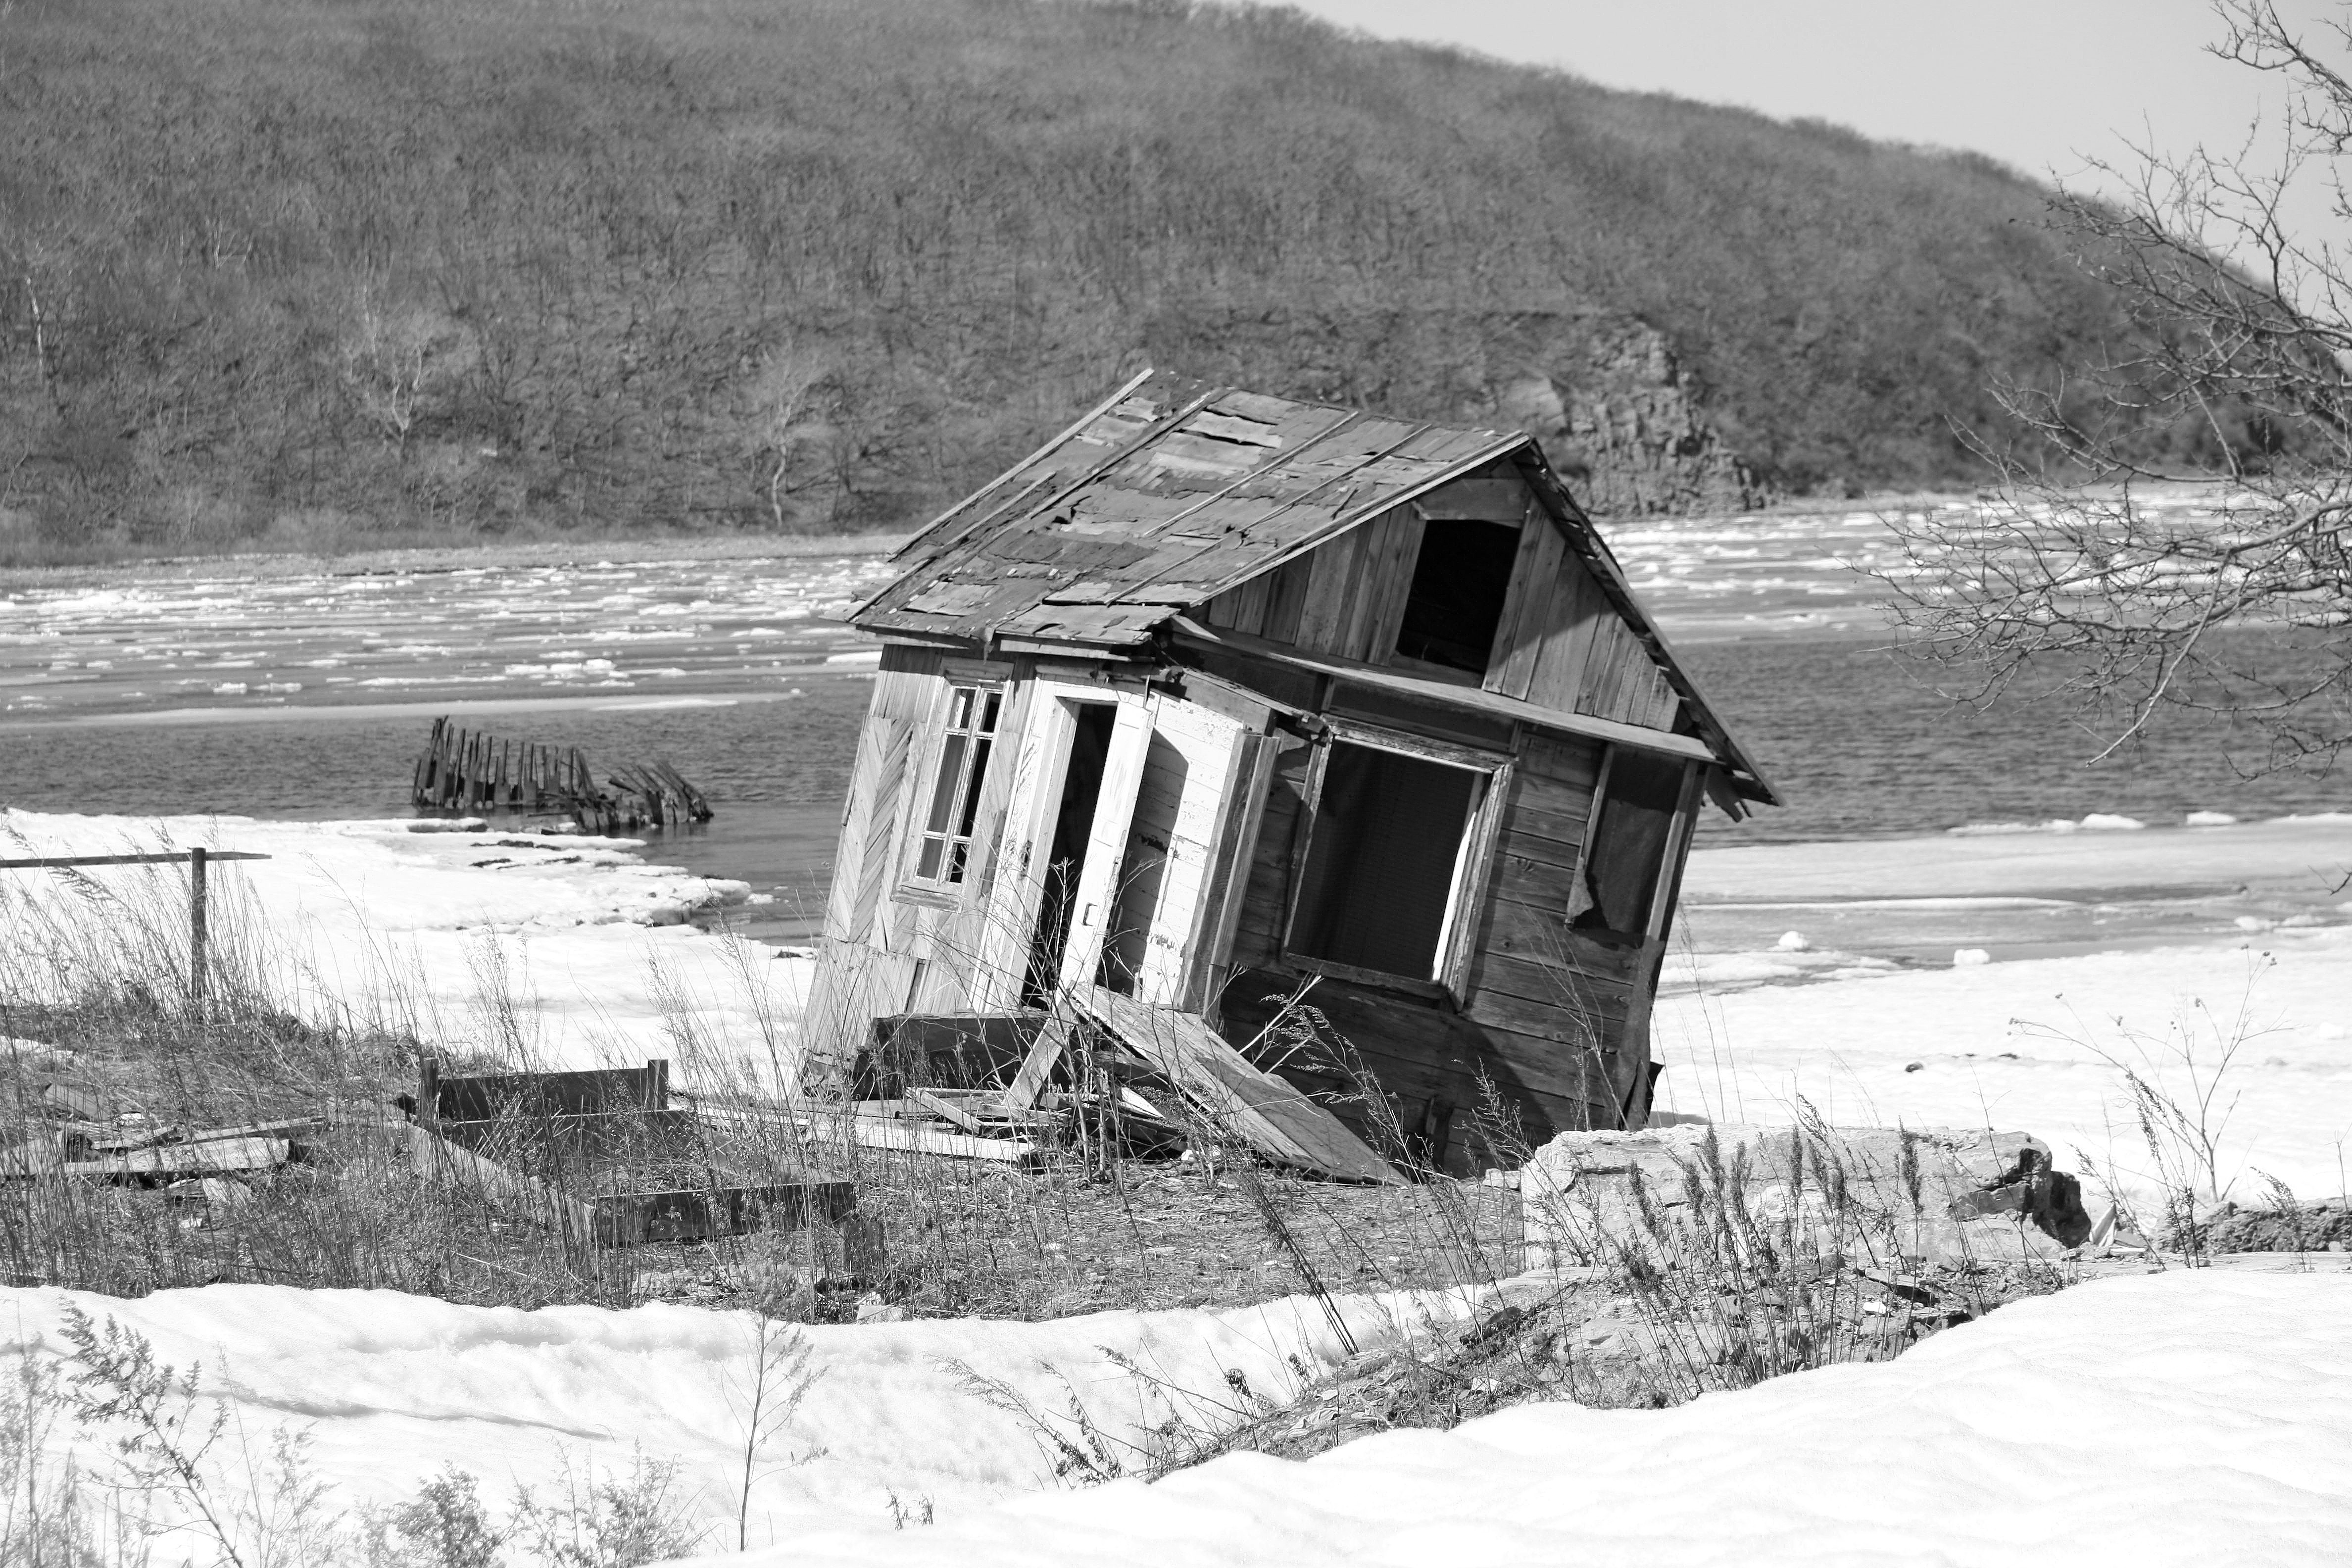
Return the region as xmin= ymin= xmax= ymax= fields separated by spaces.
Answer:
xmin=808 ymin=371 xmax=1777 ymax=1177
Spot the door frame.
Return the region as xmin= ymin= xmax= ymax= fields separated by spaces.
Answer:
xmin=971 ymin=680 xmax=1157 ymax=1010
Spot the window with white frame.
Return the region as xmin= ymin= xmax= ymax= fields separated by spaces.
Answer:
xmin=911 ymin=683 xmax=1004 ymax=885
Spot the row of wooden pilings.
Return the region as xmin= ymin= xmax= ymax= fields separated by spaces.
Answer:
xmin=410 ymin=717 xmax=713 ymax=834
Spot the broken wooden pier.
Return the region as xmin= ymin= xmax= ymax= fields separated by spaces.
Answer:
xmin=411 ymin=717 xmax=713 ymax=835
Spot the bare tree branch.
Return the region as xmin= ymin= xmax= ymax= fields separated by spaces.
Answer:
xmin=1889 ymin=0 xmax=2352 ymax=770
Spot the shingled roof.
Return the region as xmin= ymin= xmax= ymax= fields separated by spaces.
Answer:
xmin=858 ymin=370 xmax=1534 ymax=646
xmin=857 ymin=369 xmax=1777 ymax=802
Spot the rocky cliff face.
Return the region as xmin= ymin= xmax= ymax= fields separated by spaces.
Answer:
xmin=1138 ymin=306 xmax=1766 ymax=516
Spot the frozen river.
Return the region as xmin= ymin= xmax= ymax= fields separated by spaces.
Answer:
xmin=2 ymin=496 xmax=2345 ymax=947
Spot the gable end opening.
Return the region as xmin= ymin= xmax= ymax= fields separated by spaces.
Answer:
xmin=1392 ymin=519 xmax=1520 ymax=675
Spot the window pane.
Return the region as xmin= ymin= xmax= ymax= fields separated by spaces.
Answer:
xmin=948 ymin=687 xmax=973 ymax=730
xmin=921 ymin=734 xmax=969 ymax=836
xmin=980 ymin=689 xmax=1002 ymax=733
xmin=915 ymin=836 xmax=944 ymax=880
xmin=954 ymin=738 xmax=993 ymax=836
xmin=1289 ymin=742 xmax=1479 ymax=979
xmin=947 ymin=840 xmax=969 ymax=883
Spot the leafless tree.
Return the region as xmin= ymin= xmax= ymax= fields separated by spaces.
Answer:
xmin=1890 ymin=0 xmax=2352 ymax=766
xmin=746 ymin=343 xmax=841 ymax=531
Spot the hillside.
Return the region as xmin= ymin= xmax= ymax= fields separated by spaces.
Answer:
xmin=1 ymin=0 xmax=2149 ymax=555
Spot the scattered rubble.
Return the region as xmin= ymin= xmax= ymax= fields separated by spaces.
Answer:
xmin=1519 ymin=1121 xmax=2110 ymax=1270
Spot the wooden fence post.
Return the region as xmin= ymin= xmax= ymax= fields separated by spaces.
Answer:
xmin=188 ymin=845 xmax=208 ymax=1009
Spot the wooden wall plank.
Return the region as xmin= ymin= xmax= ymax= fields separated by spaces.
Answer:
xmin=1576 ymin=613 xmax=1635 ymax=718
xmin=1262 ymin=554 xmax=1314 ymax=645
xmin=1521 ymin=555 xmax=1607 ymax=714
xmin=1202 ymin=573 xmax=1272 ymax=637
xmin=848 ymin=719 xmax=915 ymax=939
xmin=1485 ymin=510 xmax=1564 ymax=702
xmin=1346 ymin=506 xmax=1424 ymax=663
xmin=1291 ymin=528 xmax=1366 ymax=655
xmin=1519 ymin=731 xmax=1604 ymax=790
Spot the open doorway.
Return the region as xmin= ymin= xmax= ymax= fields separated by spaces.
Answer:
xmin=1022 ymin=701 xmax=1117 ymax=1005
xmin=1288 ymin=740 xmax=1485 ymax=981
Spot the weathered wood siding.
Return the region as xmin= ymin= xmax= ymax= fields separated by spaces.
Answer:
xmin=1483 ymin=484 xmax=1681 ymax=730
xmin=1199 ymin=464 xmax=1682 ymax=735
xmin=1457 ymin=732 xmax=1635 ymax=1127
xmin=1201 ymin=504 xmax=1421 ymax=664
xmin=1198 ymin=645 xmax=1678 ymax=1151
xmin=809 ymin=645 xmax=1034 ymax=1047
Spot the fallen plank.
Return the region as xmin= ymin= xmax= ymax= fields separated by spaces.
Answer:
xmin=913 ymin=1087 xmax=1061 ymax=1129
xmin=1080 ymin=987 xmax=1400 ymax=1184
xmin=844 ymin=1115 xmax=1039 ymax=1163
xmin=181 ymin=1115 xmax=333 ymax=1143
xmin=1001 ymin=1016 xmax=1073 ymax=1110
xmin=62 ymin=1137 xmax=290 ymax=1180
xmin=907 ymin=1086 xmax=990 ymax=1134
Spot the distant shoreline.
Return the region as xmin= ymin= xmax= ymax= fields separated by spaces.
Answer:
xmin=0 ymin=528 xmax=912 ymax=588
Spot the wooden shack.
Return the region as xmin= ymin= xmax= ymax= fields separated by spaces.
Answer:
xmin=807 ymin=370 xmax=1777 ymax=1174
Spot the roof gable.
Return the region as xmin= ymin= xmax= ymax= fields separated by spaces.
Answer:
xmin=855 ymin=371 xmax=1779 ymax=804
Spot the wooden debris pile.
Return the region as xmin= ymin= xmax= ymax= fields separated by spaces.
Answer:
xmin=406 ymin=1056 xmax=853 ymax=1249
xmin=412 ymin=716 xmax=713 ymax=834
xmin=0 ymin=1077 xmax=314 ymax=1199
xmin=800 ymin=992 xmax=1400 ymax=1182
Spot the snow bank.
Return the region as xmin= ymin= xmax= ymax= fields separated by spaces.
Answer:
xmin=0 ymin=1279 xmax=1459 ymax=1543
xmin=1665 ymin=814 xmax=2352 ymax=1205
xmin=0 ymin=809 xmax=812 ymax=1079
xmin=1655 ymin=929 xmax=2352 ymax=1202
xmin=651 ymin=1269 xmax=2352 ymax=1567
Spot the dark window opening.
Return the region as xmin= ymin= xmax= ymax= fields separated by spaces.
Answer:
xmin=913 ymin=683 xmax=1004 ymax=885
xmin=1023 ymin=702 xmax=1116 ymax=1005
xmin=1392 ymin=520 xmax=1522 ymax=674
xmin=1289 ymin=741 xmax=1481 ymax=980
xmin=1570 ymin=749 xmax=1686 ymax=936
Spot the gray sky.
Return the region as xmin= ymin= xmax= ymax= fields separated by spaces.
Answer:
xmin=1284 ymin=0 xmax=2336 ymax=194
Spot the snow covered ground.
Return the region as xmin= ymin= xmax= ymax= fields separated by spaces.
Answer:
xmin=0 ymin=1278 xmax=1451 ymax=1545
xmin=0 ymin=796 xmax=2345 ymax=1563
xmin=0 ymin=808 xmax=809 ymax=1084
xmin=8 ymin=1267 xmax=2342 ymax=1566
xmin=673 ymin=1267 xmax=2352 ymax=1568
xmin=1660 ymin=813 xmax=2352 ymax=1205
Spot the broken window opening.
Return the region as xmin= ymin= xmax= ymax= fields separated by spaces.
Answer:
xmin=1391 ymin=519 xmax=1521 ymax=675
xmin=1569 ymin=749 xmax=1687 ymax=937
xmin=1288 ymin=739 xmax=1485 ymax=982
xmin=912 ymin=682 xmax=1005 ymax=886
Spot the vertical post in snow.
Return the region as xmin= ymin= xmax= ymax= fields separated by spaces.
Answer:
xmin=188 ymin=846 xmax=208 ymax=1011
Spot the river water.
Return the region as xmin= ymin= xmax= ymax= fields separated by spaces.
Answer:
xmin=3 ymin=498 xmax=2344 ymax=943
